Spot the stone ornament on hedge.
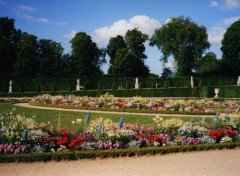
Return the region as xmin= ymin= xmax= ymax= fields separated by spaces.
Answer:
xmin=8 ymin=80 xmax=12 ymax=93
xmin=237 ymin=76 xmax=240 ymax=86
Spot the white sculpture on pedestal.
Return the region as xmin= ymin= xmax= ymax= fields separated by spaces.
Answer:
xmin=237 ymin=76 xmax=240 ymax=86
xmin=76 ymin=79 xmax=84 ymax=91
xmin=214 ymin=88 xmax=219 ymax=98
xmin=76 ymin=79 xmax=80 ymax=91
xmin=191 ymin=76 xmax=194 ymax=88
xmin=8 ymin=80 xmax=12 ymax=93
xmin=135 ymin=77 xmax=139 ymax=89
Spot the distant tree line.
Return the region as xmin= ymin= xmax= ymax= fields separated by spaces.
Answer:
xmin=0 ymin=16 xmax=240 ymax=81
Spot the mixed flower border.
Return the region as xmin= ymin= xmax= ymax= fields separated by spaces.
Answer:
xmin=29 ymin=93 xmax=240 ymax=115
xmin=1 ymin=106 xmax=240 ymax=163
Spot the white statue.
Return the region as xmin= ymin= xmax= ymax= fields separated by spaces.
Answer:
xmin=237 ymin=76 xmax=240 ymax=86
xmin=214 ymin=88 xmax=219 ymax=98
xmin=8 ymin=80 xmax=12 ymax=93
xmin=135 ymin=77 xmax=139 ymax=89
xmin=191 ymin=76 xmax=194 ymax=88
xmin=76 ymin=79 xmax=80 ymax=91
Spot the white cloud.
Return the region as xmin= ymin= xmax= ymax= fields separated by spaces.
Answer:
xmin=210 ymin=1 xmax=219 ymax=7
xmin=224 ymin=0 xmax=240 ymax=8
xmin=211 ymin=0 xmax=240 ymax=9
xmin=222 ymin=16 xmax=240 ymax=24
xmin=17 ymin=5 xmax=35 ymax=12
xmin=63 ymin=30 xmax=77 ymax=39
xmin=208 ymin=16 xmax=240 ymax=46
xmin=92 ymin=15 xmax=161 ymax=43
xmin=15 ymin=5 xmax=67 ymax=26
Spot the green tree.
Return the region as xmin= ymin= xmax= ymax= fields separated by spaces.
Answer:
xmin=196 ymin=52 xmax=219 ymax=76
xmin=37 ymin=39 xmax=64 ymax=78
xmin=0 ymin=17 xmax=21 ymax=77
xmin=150 ymin=16 xmax=210 ymax=76
xmin=14 ymin=33 xmax=39 ymax=78
xmin=161 ymin=67 xmax=173 ymax=78
xmin=109 ymin=28 xmax=149 ymax=77
xmin=71 ymin=32 xmax=105 ymax=79
xmin=221 ymin=19 xmax=240 ymax=75
xmin=106 ymin=35 xmax=126 ymax=74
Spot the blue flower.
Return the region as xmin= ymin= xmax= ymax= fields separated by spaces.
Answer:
xmin=119 ymin=117 xmax=124 ymax=128
xmin=86 ymin=111 xmax=90 ymax=124
xmin=98 ymin=122 xmax=102 ymax=132
xmin=22 ymin=130 xmax=28 ymax=139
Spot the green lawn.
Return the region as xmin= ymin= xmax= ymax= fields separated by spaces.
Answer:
xmin=0 ymin=103 xmax=211 ymax=130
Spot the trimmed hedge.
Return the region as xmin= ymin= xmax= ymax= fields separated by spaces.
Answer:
xmin=1 ymin=86 xmax=240 ymax=98
xmin=0 ymin=142 xmax=239 ymax=163
xmin=0 ymin=76 xmax=238 ymax=93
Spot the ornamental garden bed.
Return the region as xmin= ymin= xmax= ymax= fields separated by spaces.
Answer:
xmin=29 ymin=93 xmax=240 ymax=115
xmin=0 ymin=106 xmax=240 ymax=163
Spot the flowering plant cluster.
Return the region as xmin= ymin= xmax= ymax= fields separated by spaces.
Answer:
xmin=0 ymin=97 xmax=31 ymax=103
xmin=31 ymin=94 xmax=240 ymax=114
xmin=1 ymin=109 xmax=240 ymax=155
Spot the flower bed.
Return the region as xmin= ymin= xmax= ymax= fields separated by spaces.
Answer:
xmin=1 ymin=108 xmax=240 ymax=163
xmin=0 ymin=97 xmax=32 ymax=103
xmin=30 ymin=93 xmax=240 ymax=115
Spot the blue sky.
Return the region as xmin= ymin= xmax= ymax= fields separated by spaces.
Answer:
xmin=1 ymin=0 xmax=240 ymax=76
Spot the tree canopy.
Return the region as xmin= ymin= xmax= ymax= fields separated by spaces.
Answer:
xmin=70 ymin=32 xmax=104 ymax=79
xmin=107 ymin=28 xmax=149 ymax=77
xmin=150 ymin=16 xmax=210 ymax=76
xmin=195 ymin=52 xmax=219 ymax=76
xmin=221 ymin=19 xmax=240 ymax=75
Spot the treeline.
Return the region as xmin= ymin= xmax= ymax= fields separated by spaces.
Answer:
xmin=0 ymin=16 xmax=240 ymax=81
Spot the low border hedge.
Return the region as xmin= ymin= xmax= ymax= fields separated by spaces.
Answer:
xmin=0 ymin=142 xmax=239 ymax=163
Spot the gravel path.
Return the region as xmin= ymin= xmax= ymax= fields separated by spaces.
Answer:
xmin=1 ymin=149 xmax=240 ymax=176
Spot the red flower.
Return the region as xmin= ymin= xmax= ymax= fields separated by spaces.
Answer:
xmin=153 ymin=135 xmax=160 ymax=142
xmin=225 ymin=129 xmax=237 ymax=137
xmin=208 ymin=129 xmax=224 ymax=139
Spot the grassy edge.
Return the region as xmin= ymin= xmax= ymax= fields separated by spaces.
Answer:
xmin=0 ymin=142 xmax=239 ymax=163
xmin=29 ymin=102 xmax=216 ymax=116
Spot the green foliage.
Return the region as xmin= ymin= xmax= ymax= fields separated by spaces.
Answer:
xmin=221 ymin=19 xmax=240 ymax=75
xmin=196 ymin=52 xmax=219 ymax=76
xmin=108 ymin=28 xmax=149 ymax=77
xmin=14 ymin=33 xmax=39 ymax=78
xmin=52 ymin=84 xmax=57 ymax=92
xmin=1 ymin=84 xmax=7 ymax=93
xmin=164 ymin=81 xmax=169 ymax=88
xmin=230 ymin=78 xmax=235 ymax=85
xmin=218 ymin=79 xmax=223 ymax=86
xmin=37 ymin=39 xmax=64 ymax=78
xmin=18 ymin=84 xmax=23 ymax=93
xmin=98 ymin=81 xmax=102 ymax=90
xmin=71 ymin=32 xmax=103 ymax=79
xmin=125 ymin=81 xmax=130 ymax=89
xmin=112 ymin=80 xmax=116 ymax=90
xmin=37 ymin=85 xmax=41 ymax=92
xmin=161 ymin=67 xmax=173 ymax=78
xmin=198 ymin=80 xmax=202 ymax=87
xmin=150 ymin=16 xmax=210 ymax=76
xmin=0 ymin=17 xmax=19 ymax=77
